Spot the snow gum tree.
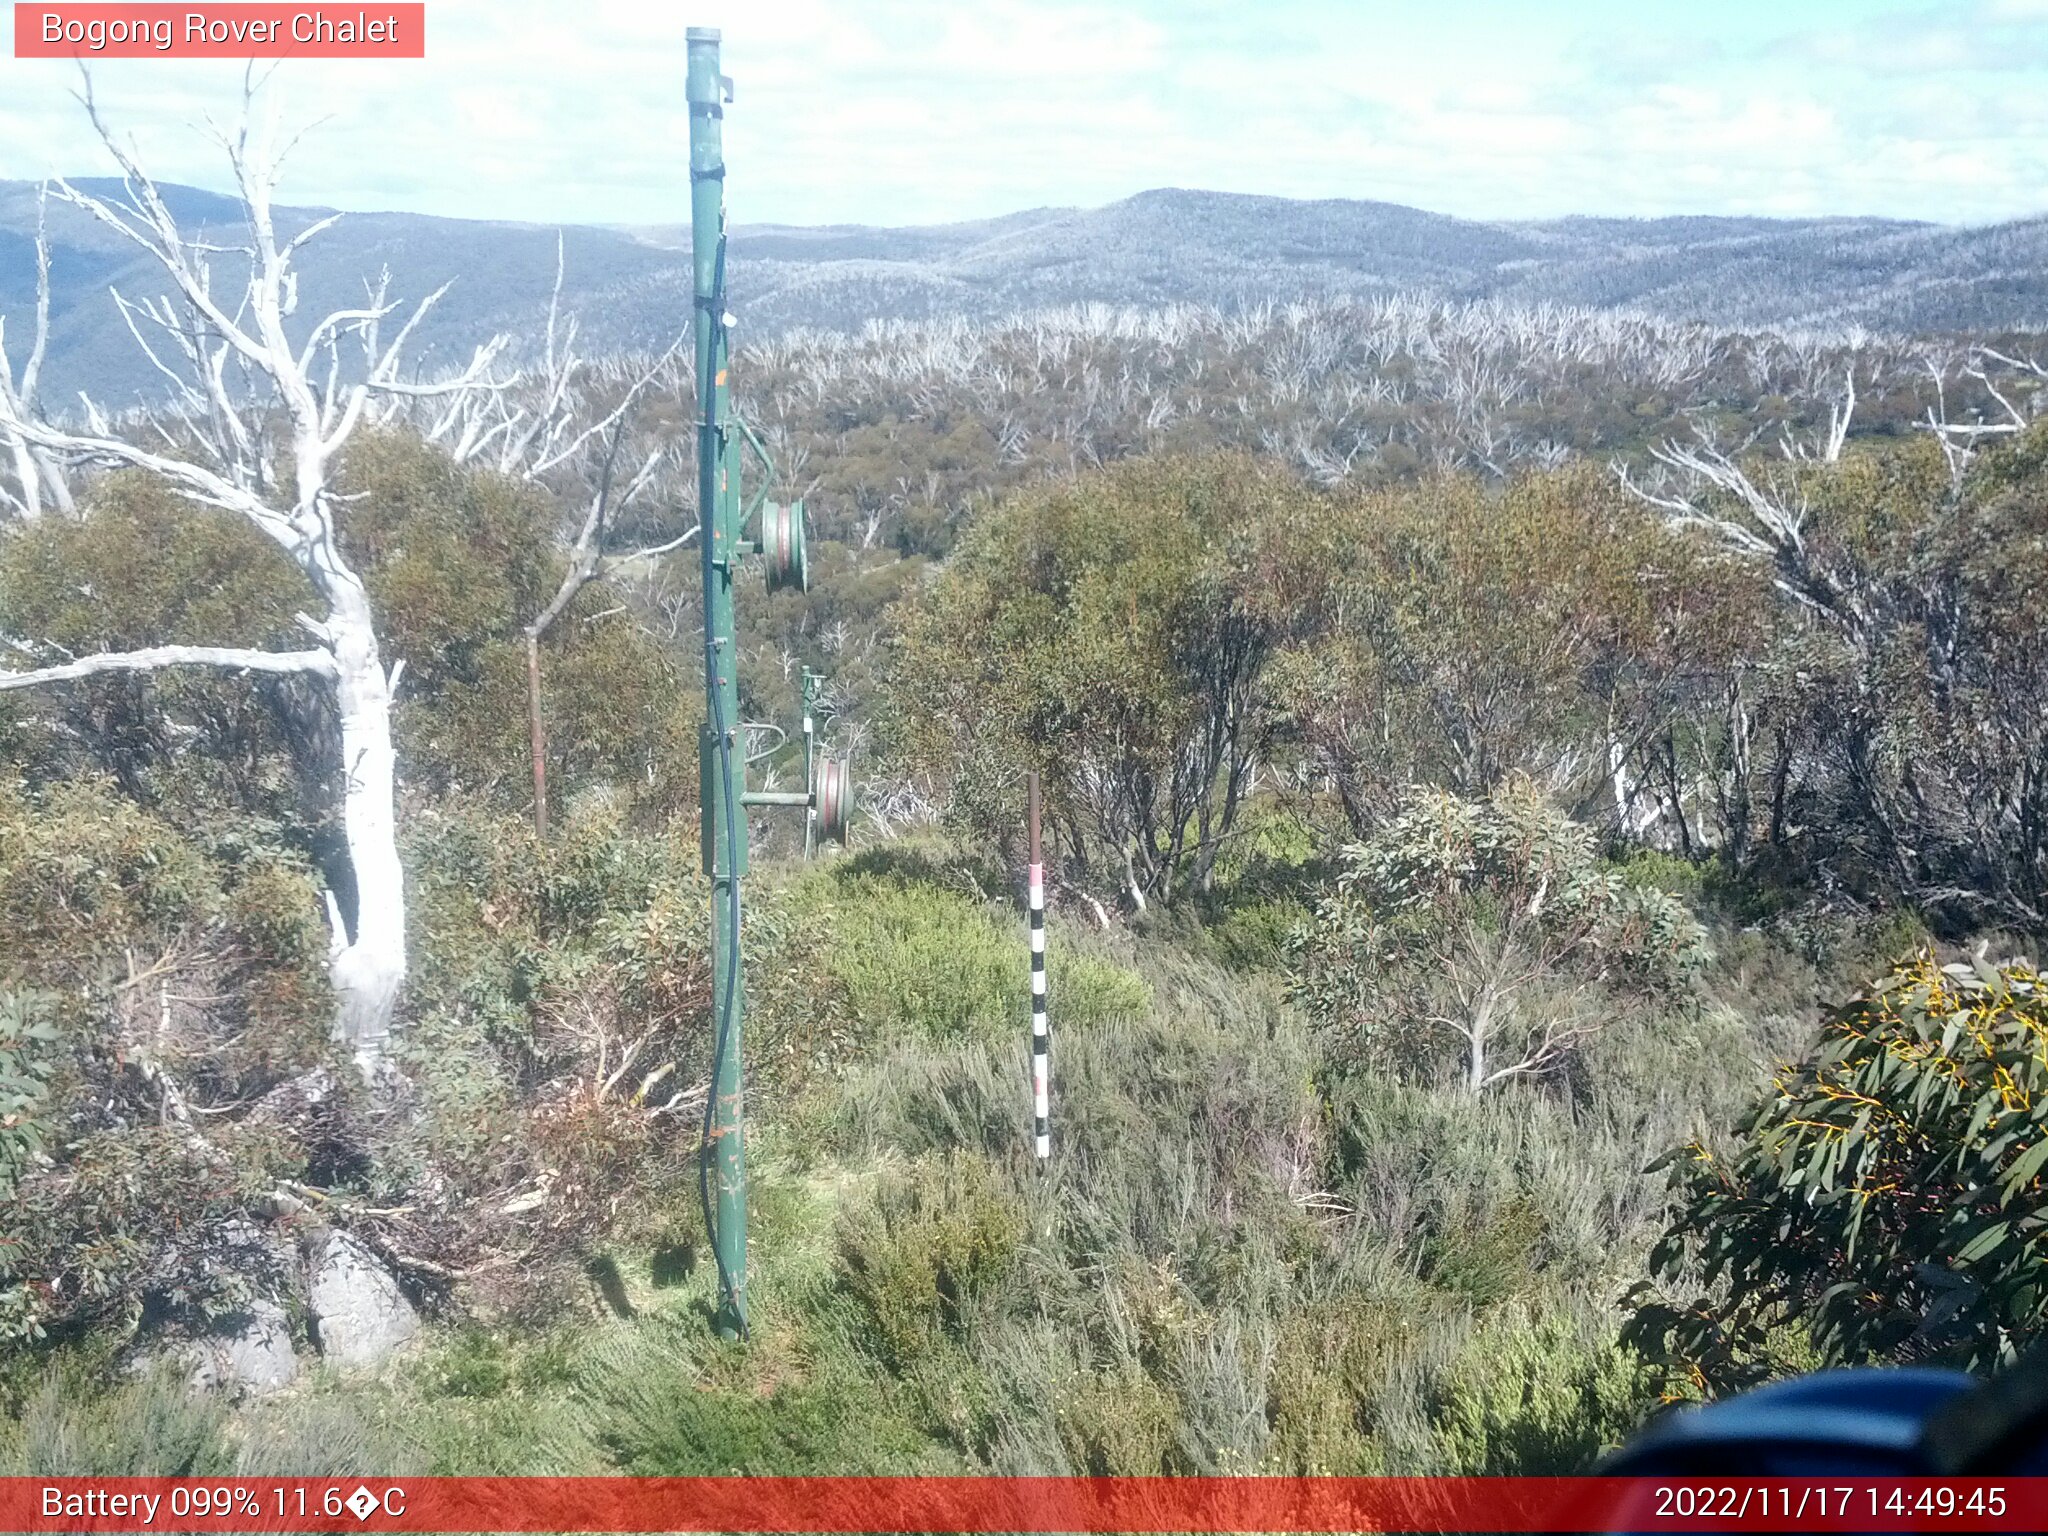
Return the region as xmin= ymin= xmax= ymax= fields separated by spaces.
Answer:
xmin=0 ymin=84 xmax=509 ymax=1074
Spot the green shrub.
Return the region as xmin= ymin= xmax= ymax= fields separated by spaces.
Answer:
xmin=826 ymin=877 xmax=1018 ymax=1043
xmin=580 ymin=1320 xmax=948 ymax=1475
xmin=0 ymin=778 xmax=216 ymax=987
xmin=431 ymin=1329 xmax=516 ymax=1399
xmin=5 ymin=1120 xmax=301 ymax=1343
xmin=1607 ymin=846 xmax=1705 ymax=900
xmin=835 ymin=1156 xmax=1026 ymax=1371
xmin=0 ymin=782 xmax=340 ymax=1348
xmin=788 ymin=857 xmax=1150 ymax=1049
xmin=1626 ymin=950 xmax=2048 ymax=1392
xmin=1290 ymin=780 xmax=1709 ymax=1091
xmin=0 ymin=990 xmax=58 ymax=1198
xmin=1267 ymin=1293 xmax=1445 ymax=1473
xmin=339 ymin=431 xmax=697 ymax=821
xmin=1208 ymin=896 xmax=1312 ymax=973
xmin=235 ymin=1391 xmax=433 ymax=1478
xmin=1052 ymin=1363 xmax=1185 ymax=1474
xmin=1428 ymin=1305 xmax=1652 ymax=1474
xmin=0 ymin=1364 xmax=236 ymax=1475
xmin=1419 ymin=1198 xmax=1549 ymax=1307
xmin=1052 ymin=943 xmax=1153 ymax=1026
xmin=0 ymin=475 xmax=312 ymax=830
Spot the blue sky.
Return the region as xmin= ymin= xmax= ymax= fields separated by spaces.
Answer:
xmin=1 ymin=0 xmax=2044 ymax=227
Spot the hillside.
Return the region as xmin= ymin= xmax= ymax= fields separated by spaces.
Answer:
xmin=4 ymin=180 xmax=2045 ymax=406
xmin=7 ymin=134 xmax=2048 ymax=1483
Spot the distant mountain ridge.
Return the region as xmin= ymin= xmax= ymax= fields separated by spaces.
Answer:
xmin=2 ymin=180 xmax=2043 ymax=407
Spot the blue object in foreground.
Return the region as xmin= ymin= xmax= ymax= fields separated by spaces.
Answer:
xmin=1602 ymin=1368 xmax=1981 ymax=1477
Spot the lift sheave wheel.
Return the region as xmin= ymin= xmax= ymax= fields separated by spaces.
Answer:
xmin=761 ymin=500 xmax=808 ymax=594
xmin=814 ymin=756 xmax=854 ymax=846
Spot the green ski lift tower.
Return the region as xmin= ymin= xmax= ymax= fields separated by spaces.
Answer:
xmin=687 ymin=25 xmax=852 ymax=1339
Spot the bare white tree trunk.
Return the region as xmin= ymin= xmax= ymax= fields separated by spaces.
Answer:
xmin=4 ymin=436 xmax=44 ymax=520
xmin=0 ymin=185 xmax=71 ymax=523
xmin=1607 ymin=737 xmax=1634 ymax=833
xmin=326 ymin=583 xmax=406 ymax=1069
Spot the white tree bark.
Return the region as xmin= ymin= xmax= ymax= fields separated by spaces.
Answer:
xmin=0 ymin=645 xmax=336 ymax=689
xmin=0 ymin=185 xmax=73 ymax=522
xmin=0 ymin=79 xmax=509 ymax=1076
xmin=327 ymin=589 xmax=406 ymax=1066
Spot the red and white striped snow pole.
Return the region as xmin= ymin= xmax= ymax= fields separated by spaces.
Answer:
xmin=1028 ymin=771 xmax=1050 ymax=1163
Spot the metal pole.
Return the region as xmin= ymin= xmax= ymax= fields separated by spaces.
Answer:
xmin=1028 ymin=772 xmax=1049 ymax=1163
xmin=802 ymin=669 xmax=817 ymax=860
xmin=688 ymin=24 xmax=747 ymax=1339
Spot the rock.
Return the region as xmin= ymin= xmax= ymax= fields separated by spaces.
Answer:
xmin=306 ymin=1230 xmax=418 ymax=1368
xmin=184 ymin=1299 xmax=299 ymax=1398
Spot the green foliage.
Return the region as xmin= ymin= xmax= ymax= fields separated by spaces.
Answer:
xmin=1273 ymin=466 xmax=1766 ymax=828
xmin=0 ymin=991 xmax=60 ymax=1341
xmin=0 ymin=1364 xmax=236 ymax=1475
xmin=1265 ymin=1297 xmax=1410 ymax=1474
xmin=783 ymin=851 xmax=1150 ymax=1052
xmin=0 ymin=435 xmax=696 ymax=845
xmin=1703 ymin=429 xmax=2048 ymax=930
xmin=1339 ymin=780 xmax=1709 ymax=984
xmin=338 ymin=431 xmax=698 ymax=820
xmin=0 ymin=777 xmax=217 ymax=987
xmin=0 ymin=1354 xmax=434 ymax=1478
xmin=0 ymin=811 xmax=1771 ymax=1478
xmin=0 ymin=991 xmax=58 ymax=1199
xmin=13 ymin=392 xmax=2047 ymax=1482
xmin=380 ymin=796 xmax=715 ymax=1303
xmin=835 ymin=1156 xmax=1025 ymax=1371
xmin=1207 ymin=896 xmax=1312 ymax=974
xmin=1626 ymin=950 xmax=2048 ymax=1393
xmin=885 ymin=452 xmax=1331 ymax=903
xmin=580 ymin=1319 xmax=950 ymax=1475
xmin=0 ymin=777 xmax=328 ymax=1012
xmin=4 ymin=1120 xmax=300 ymax=1343
xmin=432 ymin=1329 xmax=516 ymax=1399
xmin=1290 ymin=781 xmax=1709 ymax=1090
xmin=821 ymin=876 xmax=1022 ymax=1044
xmin=0 ymin=476 xmax=305 ymax=654
xmin=233 ymin=1392 xmax=433 ymax=1478
xmin=1608 ymin=846 xmax=1707 ymax=900
xmin=0 ymin=474 xmax=313 ymax=826
xmin=0 ymin=776 xmax=335 ymax=1345
xmin=1427 ymin=1305 xmax=1652 ymax=1475
xmin=1050 ymin=1362 xmax=1187 ymax=1474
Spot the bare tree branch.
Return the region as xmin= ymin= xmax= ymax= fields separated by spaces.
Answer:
xmin=0 ymin=644 xmax=336 ymax=691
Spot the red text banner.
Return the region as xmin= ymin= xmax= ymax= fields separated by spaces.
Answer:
xmin=14 ymin=5 xmax=425 ymax=58
xmin=1 ymin=1477 xmax=2045 ymax=1533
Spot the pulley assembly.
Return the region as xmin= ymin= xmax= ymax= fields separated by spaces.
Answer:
xmin=813 ymin=755 xmax=853 ymax=847
xmin=759 ymin=500 xmax=808 ymax=594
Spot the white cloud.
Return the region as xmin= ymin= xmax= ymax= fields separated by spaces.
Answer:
xmin=0 ymin=0 xmax=2041 ymax=226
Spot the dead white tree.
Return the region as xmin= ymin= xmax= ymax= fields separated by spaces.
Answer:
xmin=1919 ymin=346 xmax=2047 ymax=490
xmin=0 ymin=185 xmax=75 ymax=521
xmin=426 ymin=241 xmax=694 ymax=836
xmin=0 ymin=79 xmax=509 ymax=1076
xmin=1614 ymin=406 xmax=1881 ymax=865
xmin=1616 ymin=432 xmax=1869 ymax=641
xmin=1780 ymin=366 xmax=1855 ymax=464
